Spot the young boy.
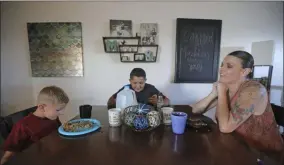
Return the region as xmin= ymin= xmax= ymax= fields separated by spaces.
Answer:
xmin=107 ymin=68 xmax=170 ymax=109
xmin=0 ymin=86 xmax=69 ymax=165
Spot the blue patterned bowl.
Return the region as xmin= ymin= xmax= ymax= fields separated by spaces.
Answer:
xmin=123 ymin=103 xmax=161 ymax=132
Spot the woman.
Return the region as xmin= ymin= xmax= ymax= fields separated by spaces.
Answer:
xmin=191 ymin=51 xmax=283 ymax=151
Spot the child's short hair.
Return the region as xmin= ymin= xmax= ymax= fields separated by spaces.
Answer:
xmin=130 ymin=68 xmax=146 ymax=79
xmin=37 ymin=86 xmax=69 ymax=105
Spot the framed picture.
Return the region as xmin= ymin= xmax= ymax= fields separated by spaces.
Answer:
xmin=134 ymin=53 xmax=145 ymax=61
xmin=119 ymin=45 xmax=139 ymax=53
xmin=140 ymin=23 xmax=158 ymax=45
xmin=121 ymin=55 xmax=131 ymax=62
xmin=119 ymin=45 xmax=158 ymax=63
xmin=103 ymin=37 xmax=140 ymax=53
xmin=138 ymin=45 xmax=158 ymax=62
xmin=110 ymin=20 xmax=132 ymax=37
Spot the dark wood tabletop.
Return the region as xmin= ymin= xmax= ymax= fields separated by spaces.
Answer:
xmin=2 ymin=105 xmax=284 ymax=165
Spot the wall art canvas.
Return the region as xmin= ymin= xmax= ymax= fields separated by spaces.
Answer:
xmin=27 ymin=22 xmax=84 ymax=77
xmin=140 ymin=23 xmax=158 ymax=45
xmin=110 ymin=20 xmax=132 ymax=37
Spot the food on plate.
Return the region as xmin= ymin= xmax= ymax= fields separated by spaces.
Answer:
xmin=188 ymin=117 xmax=208 ymax=128
xmin=188 ymin=117 xmax=200 ymax=122
xmin=63 ymin=120 xmax=95 ymax=132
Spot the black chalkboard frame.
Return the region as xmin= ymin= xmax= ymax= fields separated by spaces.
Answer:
xmin=174 ymin=18 xmax=222 ymax=83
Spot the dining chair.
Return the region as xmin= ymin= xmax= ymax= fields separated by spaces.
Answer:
xmin=0 ymin=106 xmax=37 ymax=139
xmin=271 ymin=103 xmax=284 ymax=138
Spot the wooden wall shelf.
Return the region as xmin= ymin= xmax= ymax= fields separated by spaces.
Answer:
xmin=102 ymin=36 xmax=159 ymax=63
xmin=102 ymin=36 xmax=140 ymax=53
xmin=119 ymin=45 xmax=158 ymax=63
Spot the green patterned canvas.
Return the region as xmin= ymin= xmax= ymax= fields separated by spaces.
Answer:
xmin=27 ymin=22 xmax=84 ymax=77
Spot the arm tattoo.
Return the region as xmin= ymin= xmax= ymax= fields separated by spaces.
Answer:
xmin=231 ymin=102 xmax=254 ymax=124
xmin=230 ymin=82 xmax=265 ymax=125
xmin=225 ymin=81 xmax=268 ymax=132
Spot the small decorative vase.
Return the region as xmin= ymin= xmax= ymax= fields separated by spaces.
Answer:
xmin=146 ymin=111 xmax=161 ymax=128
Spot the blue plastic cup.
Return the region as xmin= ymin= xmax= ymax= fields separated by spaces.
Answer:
xmin=171 ymin=112 xmax=188 ymax=134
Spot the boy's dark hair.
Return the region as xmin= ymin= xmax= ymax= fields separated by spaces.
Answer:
xmin=130 ymin=68 xmax=146 ymax=79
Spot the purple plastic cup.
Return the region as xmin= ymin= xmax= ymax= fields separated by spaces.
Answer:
xmin=171 ymin=112 xmax=188 ymax=134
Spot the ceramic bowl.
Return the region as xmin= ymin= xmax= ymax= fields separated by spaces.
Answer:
xmin=123 ymin=103 xmax=161 ymax=132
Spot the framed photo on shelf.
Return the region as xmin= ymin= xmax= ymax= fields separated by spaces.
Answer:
xmin=110 ymin=20 xmax=132 ymax=37
xmin=119 ymin=45 xmax=139 ymax=53
xmin=140 ymin=23 xmax=158 ymax=45
xmin=119 ymin=45 xmax=158 ymax=63
xmin=121 ymin=55 xmax=131 ymax=62
xmin=138 ymin=45 xmax=158 ymax=62
xmin=134 ymin=53 xmax=145 ymax=62
xmin=102 ymin=37 xmax=140 ymax=53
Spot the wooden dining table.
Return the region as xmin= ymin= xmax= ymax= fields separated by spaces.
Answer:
xmin=2 ymin=105 xmax=284 ymax=165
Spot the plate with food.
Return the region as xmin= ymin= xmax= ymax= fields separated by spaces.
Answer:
xmin=187 ymin=116 xmax=211 ymax=133
xmin=58 ymin=118 xmax=101 ymax=136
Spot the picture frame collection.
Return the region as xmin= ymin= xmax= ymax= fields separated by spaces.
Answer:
xmin=103 ymin=19 xmax=159 ymax=63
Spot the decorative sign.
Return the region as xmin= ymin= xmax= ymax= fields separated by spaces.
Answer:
xmin=174 ymin=18 xmax=222 ymax=83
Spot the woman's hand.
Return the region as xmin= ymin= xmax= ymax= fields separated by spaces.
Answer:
xmin=217 ymin=82 xmax=228 ymax=95
xmin=211 ymin=82 xmax=218 ymax=97
xmin=211 ymin=82 xmax=228 ymax=97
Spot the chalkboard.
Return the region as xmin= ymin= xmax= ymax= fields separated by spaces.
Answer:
xmin=174 ymin=18 xmax=222 ymax=83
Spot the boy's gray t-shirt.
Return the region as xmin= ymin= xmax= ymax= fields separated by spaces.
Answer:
xmin=113 ymin=83 xmax=164 ymax=106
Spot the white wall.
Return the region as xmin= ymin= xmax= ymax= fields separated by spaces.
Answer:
xmin=1 ymin=2 xmax=283 ymax=121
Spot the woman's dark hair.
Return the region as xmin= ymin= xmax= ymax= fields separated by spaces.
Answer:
xmin=228 ymin=51 xmax=254 ymax=78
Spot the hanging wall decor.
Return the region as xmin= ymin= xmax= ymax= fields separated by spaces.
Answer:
xmin=103 ymin=20 xmax=159 ymax=63
xmin=102 ymin=36 xmax=140 ymax=53
xmin=110 ymin=20 xmax=132 ymax=37
xmin=27 ymin=22 xmax=84 ymax=77
xmin=140 ymin=23 xmax=158 ymax=45
xmin=174 ymin=18 xmax=222 ymax=83
xmin=119 ymin=45 xmax=158 ymax=63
